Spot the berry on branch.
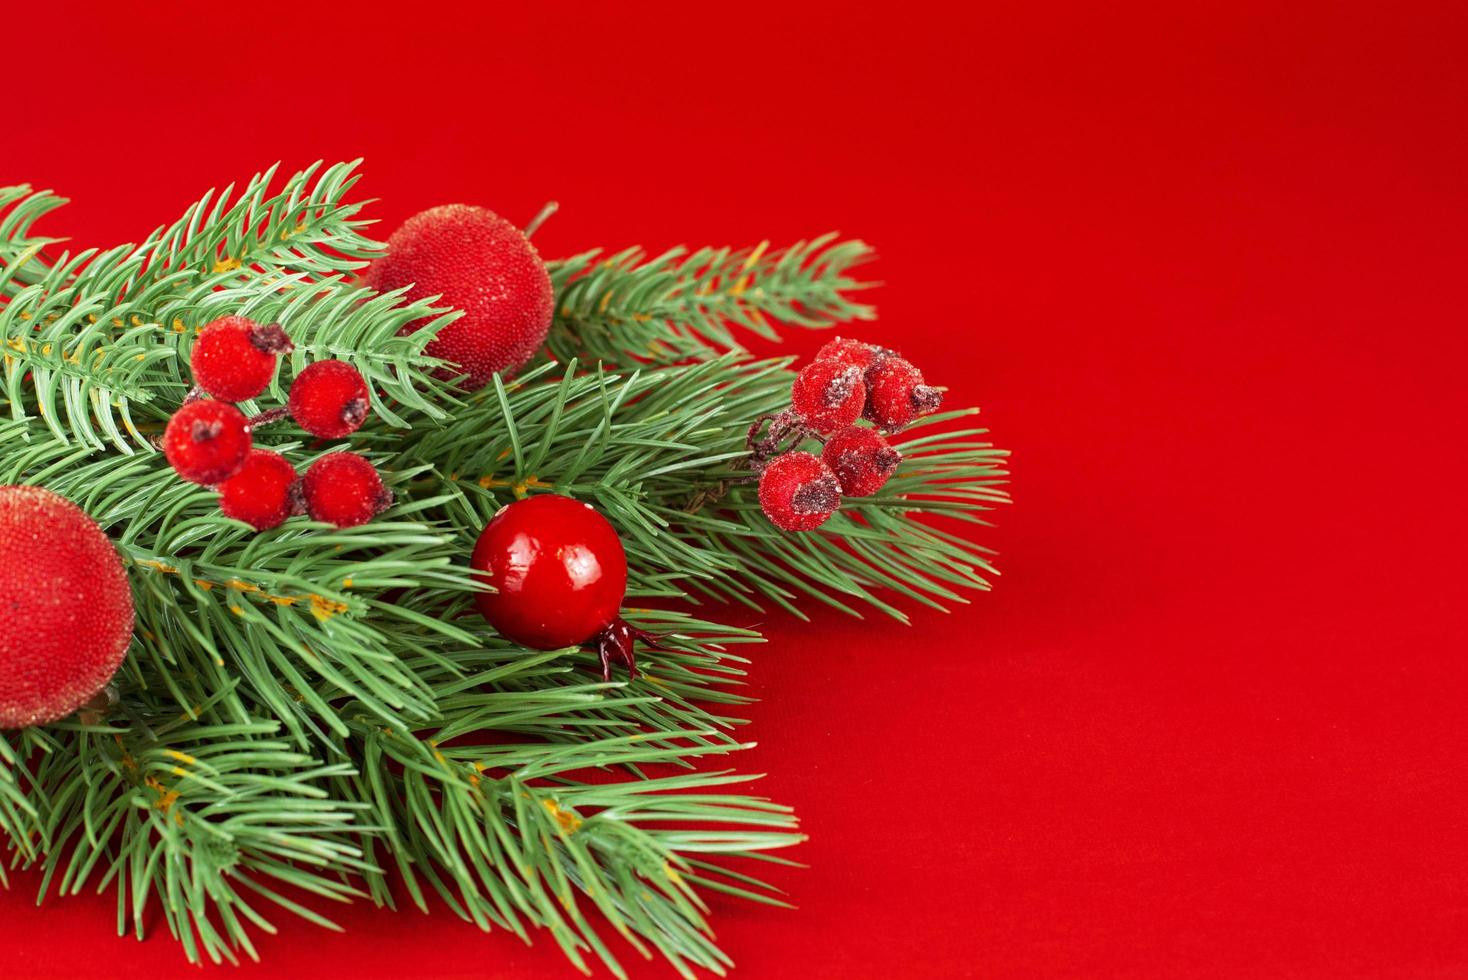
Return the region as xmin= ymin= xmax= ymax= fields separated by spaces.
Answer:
xmin=190 ymin=316 xmax=293 ymax=402
xmin=470 ymin=494 xmax=654 ymax=680
xmin=814 ymin=335 xmax=888 ymax=372
xmin=863 ymin=356 xmax=943 ymax=431
xmin=758 ymin=451 xmax=842 ymax=531
xmin=822 ymin=425 xmax=902 ymax=496
xmin=218 ymin=449 xmax=303 ymax=531
xmin=365 ymin=204 xmax=554 ymax=390
xmin=0 ymin=486 xmax=134 ymax=728
xmin=302 ymin=452 xmax=392 ymax=528
xmin=790 ymin=359 xmax=866 ymax=432
xmin=288 ymin=360 xmax=371 ymax=438
xmin=163 ymin=399 xmax=252 ymax=485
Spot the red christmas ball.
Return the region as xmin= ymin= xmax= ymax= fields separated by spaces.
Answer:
xmin=190 ymin=316 xmax=292 ymax=402
xmin=0 ymin=486 xmax=134 ymax=727
xmin=218 ymin=449 xmax=302 ymax=531
xmin=163 ymin=400 xmax=252 ymax=485
xmin=288 ymin=360 xmax=371 ymax=439
xmin=471 ymin=495 xmax=628 ymax=651
xmin=302 ymin=452 xmax=392 ymax=528
xmin=822 ymin=425 xmax=902 ymax=497
xmin=758 ymin=451 xmax=842 ymax=531
xmin=790 ymin=359 xmax=866 ymax=433
xmin=863 ymin=356 xmax=943 ymax=431
xmin=365 ymin=204 xmax=554 ymax=390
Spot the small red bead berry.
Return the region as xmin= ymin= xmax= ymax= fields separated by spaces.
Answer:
xmin=790 ymin=360 xmax=866 ymax=433
xmin=218 ymin=449 xmax=303 ymax=531
xmin=163 ymin=400 xmax=252 ymax=485
xmin=288 ymin=361 xmax=371 ymax=439
xmin=822 ymin=425 xmax=902 ymax=497
xmin=190 ymin=316 xmax=293 ymax=402
xmin=863 ymin=357 xmax=943 ymax=431
xmin=302 ymin=452 xmax=392 ymax=528
xmin=814 ymin=336 xmax=888 ymax=372
xmin=758 ymin=451 xmax=842 ymax=532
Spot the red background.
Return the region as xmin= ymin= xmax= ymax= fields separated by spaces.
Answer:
xmin=5 ymin=2 xmax=1467 ymax=977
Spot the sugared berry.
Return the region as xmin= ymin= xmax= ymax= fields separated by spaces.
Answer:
xmin=790 ymin=360 xmax=866 ymax=433
xmin=863 ymin=357 xmax=943 ymax=431
xmin=190 ymin=316 xmax=292 ymax=402
xmin=814 ymin=336 xmax=888 ymax=372
xmin=302 ymin=452 xmax=392 ymax=528
xmin=758 ymin=451 xmax=842 ymax=531
xmin=163 ymin=400 xmax=251 ymax=485
xmin=218 ymin=450 xmax=302 ymax=531
xmin=288 ymin=361 xmax=371 ymax=438
xmin=822 ymin=425 xmax=902 ymax=497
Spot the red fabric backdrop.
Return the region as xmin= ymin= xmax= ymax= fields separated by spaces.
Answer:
xmin=5 ymin=2 xmax=1467 ymax=976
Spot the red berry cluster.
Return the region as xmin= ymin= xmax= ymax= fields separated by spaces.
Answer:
xmin=751 ymin=337 xmax=941 ymax=532
xmin=162 ymin=316 xmax=391 ymax=529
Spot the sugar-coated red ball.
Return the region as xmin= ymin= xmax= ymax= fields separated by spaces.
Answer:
xmin=790 ymin=360 xmax=866 ymax=433
xmin=163 ymin=400 xmax=252 ymax=485
xmin=822 ymin=425 xmax=902 ymax=497
xmin=0 ymin=486 xmax=134 ymax=727
xmin=218 ymin=450 xmax=302 ymax=531
xmin=814 ymin=336 xmax=884 ymax=372
xmin=190 ymin=316 xmax=292 ymax=402
xmin=863 ymin=356 xmax=943 ymax=431
xmin=758 ymin=451 xmax=842 ymax=532
xmin=288 ymin=360 xmax=371 ymax=439
xmin=471 ymin=495 xmax=628 ymax=650
xmin=302 ymin=453 xmax=391 ymax=528
xmin=365 ymin=204 xmax=554 ymax=390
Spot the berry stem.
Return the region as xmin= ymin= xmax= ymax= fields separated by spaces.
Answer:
xmin=523 ymin=201 xmax=559 ymax=239
xmin=247 ymin=407 xmax=290 ymax=429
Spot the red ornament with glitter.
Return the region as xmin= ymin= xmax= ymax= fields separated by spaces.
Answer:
xmin=189 ymin=316 xmax=293 ymax=402
xmin=162 ymin=400 xmax=252 ymax=485
xmin=758 ymin=451 xmax=842 ymax=531
xmin=288 ymin=360 xmax=372 ymax=439
xmin=822 ymin=425 xmax=902 ymax=497
xmin=302 ymin=452 xmax=392 ymax=528
xmin=218 ymin=449 xmax=303 ymax=531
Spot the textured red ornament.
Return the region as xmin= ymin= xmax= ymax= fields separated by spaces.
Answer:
xmin=162 ymin=399 xmax=252 ymax=485
xmin=288 ymin=360 xmax=372 ymax=438
xmin=790 ymin=359 xmax=866 ymax=433
xmin=302 ymin=453 xmax=391 ymax=528
xmin=758 ymin=451 xmax=842 ymax=531
xmin=814 ymin=335 xmax=885 ymax=372
xmin=0 ymin=486 xmax=134 ymax=728
xmin=822 ymin=425 xmax=902 ymax=497
xmin=863 ymin=356 xmax=943 ymax=430
xmin=471 ymin=495 xmax=648 ymax=679
xmin=218 ymin=449 xmax=302 ymax=531
xmin=189 ymin=316 xmax=292 ymax=402
xmin=365 ymin=204 xmax=554 ymax=389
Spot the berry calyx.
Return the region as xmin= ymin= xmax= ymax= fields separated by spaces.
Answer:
xmin=471 ymin=495 xmax=648 ymax=680
xmin=863 ymin=356 xmax=943 ymax=430
xmin=190 ymin=316 xmax=292 ymax=402
xmin=218 ymin=450 xmax=303 ymax=531
xmin=163 ymin=400 xmax=252 ymax=485
xmin=288 ymin=360 xmax=371 ymax=439
xmin=758 ymin=451 xmax=842 ymax=531
xmin=790 ymin=359 xmax=866 ymax=433
xmin=365 ymin=204 xmax=554 ymax=389
xmin=814 ymin=336 xmax=888 ymax=372
xmin=822 ymin=425 xmax=902 ymax=497
xmin=302 ymin=452 xmax=392 ymax=528
xmin=0 ymin=486 xmax=134 ymax=728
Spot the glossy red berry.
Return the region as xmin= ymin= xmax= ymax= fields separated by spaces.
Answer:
xmin=863 ymin=356 xmax=943 ymax=430
xmin=365 ymin=204 xmax=554 ymax=389
xmin=288 ymin=360 xmax=371 ymax=438
xmin=814 ymin=336 xmax=886 ymax=372
xmin=471 ymin=495 xmax=628 ymax=650
xmin=758 ymin=451 xmax=842 ymax=531
xmin=302 ymin=453 xmax=392 ymax=528
xmin=190 ymin=316 xmax=292 ymax=402
xmin=0 ymin=486 xmax=134 ymax=727
xmin=822 ymin=425 xmax=902 ymax=497
xmin=790 ymin=359 xmax=866 ymax=433
xmin=163 ymin=400 xmax=251 ymax=485
xmin=218 ymin=450 xmax=302 ymax=531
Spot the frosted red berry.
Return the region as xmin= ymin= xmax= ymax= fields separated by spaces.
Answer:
xmin=365 ymin=204 xmax=554 ymax=390
xmin=863 ymin=356 xmax=943 ymax=430
xmin=0 ymin=486 xmax=134 ymax=727
xmin=790 ymin=359 xmax=866 ymax=433
xmin=163 ymin=399 xmax=251 ymax=485
xmin=190 ymin=316 xmax=292 ymax=402
xmin=218 ymin=450 xmax=302 ymax=531
xmin=302 ymin=452 xmax=392 ymax=528
xmin=758 ymin=451 xmax=842 ymax=531
xmin=288 ymin=360 xmax=371 ymax=438
xmin=822 ymin=425 xmax=902 ymax=497
xmin=814 ymin=336 xmax=886 ymax=372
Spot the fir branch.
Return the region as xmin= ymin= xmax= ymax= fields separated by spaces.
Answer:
xmin=0 ymin=184 xmax=67 ymax=296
